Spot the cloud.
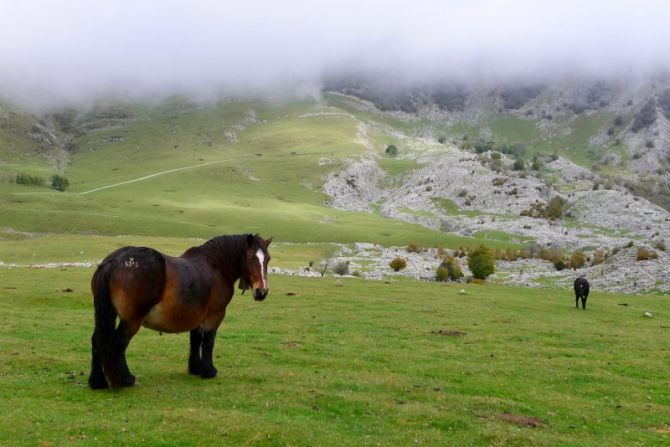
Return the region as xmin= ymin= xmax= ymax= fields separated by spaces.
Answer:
xmin=1 ymin=0 xmax=669 ymax=109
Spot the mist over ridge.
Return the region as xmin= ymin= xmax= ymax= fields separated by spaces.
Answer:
xmin=1 ymin=0 xmax=670 ymax=109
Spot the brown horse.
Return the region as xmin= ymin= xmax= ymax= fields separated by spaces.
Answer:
xmin=88 ymin=234 xmax=272 ymax=389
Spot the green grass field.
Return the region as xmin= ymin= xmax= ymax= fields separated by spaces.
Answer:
xmin=1 ymin=269 xmax=668 ymax=446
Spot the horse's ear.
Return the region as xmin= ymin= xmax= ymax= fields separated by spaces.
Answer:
xmin=264 ymin=237 xmax=273 ymax=247
xmin=246 ymin=234 xmax=255 ymax=246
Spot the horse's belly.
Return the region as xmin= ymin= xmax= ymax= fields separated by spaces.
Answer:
xmin=142 ymin=302 xmax=203 ymax=333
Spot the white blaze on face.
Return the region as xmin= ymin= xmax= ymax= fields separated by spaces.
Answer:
xmin=256 ymin=248 xmax=267 ymax=289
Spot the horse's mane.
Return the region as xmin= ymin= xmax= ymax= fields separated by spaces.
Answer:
xmin=193 ymin=234 xmax=250 ymax=277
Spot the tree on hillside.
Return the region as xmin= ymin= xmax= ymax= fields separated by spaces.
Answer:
xmin=512 ymin=158 xmax=525 ymax=171
xmin=385 ymin=144 xmax=398 ymax=157
xmin=467 ymin=245 xmax=495 ymax=280
xmin=544 ymin=196 xmax=567 ymax=220
xmin=50 ymin=174 xmax=69 ymax=192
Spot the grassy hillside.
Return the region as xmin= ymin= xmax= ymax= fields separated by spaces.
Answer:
xmin=1 ymin=269 xmax=668 ymax=446
xmin=0 ymin=98 xmax=521 ymax=249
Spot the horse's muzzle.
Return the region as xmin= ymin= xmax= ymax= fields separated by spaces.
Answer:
xmin=253 ymin=288 xmax=268 ymax=301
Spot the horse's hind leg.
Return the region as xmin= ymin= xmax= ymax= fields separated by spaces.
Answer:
xmin=200 ymin=329 xmax=218 ymax=379
xmin=88 ymin=329 xmax=108 ymax=389
xmin=114 ymin=319 xmax=141 ymax=387
xmin=188 ymin=328 xmax=203 ymax=375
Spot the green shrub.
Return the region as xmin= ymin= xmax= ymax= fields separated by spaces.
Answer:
xmin=332 ymin=261 xmax=350 ymax=276
xmin=384 ymin=144 xmax=398 ymax=157
xmin=544 ymin=196 xmax=567 ymax=220
xmin=553 ymin=259 xmax=566 ymax=271
xmin=539 ymin=248 xmax=561 ymax=263
xmin=406 ymin=243 xmax=420 ymax=253
xmin=636 ymin=248 xmax=650 ymax=261
xmin=436 ymin=256 xmax=463 ymax=281
xmin=474 ymin=140 xmax=494 ymax=154
xmin=437 ymin=135 xmax=447 ymax=144
xmin=389 ymin=257 xmax=407 ymax=272
xmin=50 ymin=174 xmax=69 ymax=192
xmin=467 ymin=245 xmax=495 ymax=280
xmin=570 ymin=251 xmax=586 ymax=269
xmin=445 ymin=258 xmax=463 ymax=280
xmin=435 ymin=266 xmax=450 ymax=282
xmin=591 ymin=250 xmax=607 ymax=266
xmin=531 ymin=157 xmax=543 ymax=171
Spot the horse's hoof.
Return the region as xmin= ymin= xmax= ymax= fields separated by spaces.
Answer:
xmin=188 ymin=363 xmax=202 ymax=375
xmin=200 ymin=366 xmax=217 ymax=379
xmin=120 ymin=373 xmax=136 ymax=387
xmin=88 ymin=374 xmax=109 ymax=390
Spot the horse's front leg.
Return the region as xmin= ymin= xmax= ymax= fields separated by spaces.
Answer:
xmin=188 ymin=329 xmax=203 ymax=375
xmin=200 ymin=329 xmax=219 ymax=379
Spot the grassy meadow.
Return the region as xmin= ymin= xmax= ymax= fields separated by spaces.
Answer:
xmin=1 ymin=270 xmax=669 ymax=446
xmin=0 ymin=97 xmax=669 ymax=445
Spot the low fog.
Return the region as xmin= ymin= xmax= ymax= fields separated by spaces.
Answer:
xmin=1 ymin=0 xmax=670 ymax=109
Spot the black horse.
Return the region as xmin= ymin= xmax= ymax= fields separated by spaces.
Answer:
xmin=88 ymin=234 xmax=272 ymax=389
xmin=573 ymin=277 xmax=590 ymax=310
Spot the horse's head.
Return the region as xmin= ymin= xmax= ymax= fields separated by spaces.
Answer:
xmin=240 ymin=234 xmax=272 ymax=301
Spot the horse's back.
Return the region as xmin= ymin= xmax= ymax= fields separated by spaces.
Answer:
xmin=99 ymin=246 xmax=167 ymax=321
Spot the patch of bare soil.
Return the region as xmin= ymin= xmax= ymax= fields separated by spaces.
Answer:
xmin=499 ymin=413 xmax=542 ymax=428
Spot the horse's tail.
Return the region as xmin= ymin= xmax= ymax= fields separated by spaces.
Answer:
xmin=92 ymin=260 xmax=121 ymax=387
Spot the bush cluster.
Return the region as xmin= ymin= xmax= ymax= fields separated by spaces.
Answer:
xmin=635 ymin=248 xmax=658 ymax=261
xmin=15 ymin=173 xmax=45 ymax=186
xmin=436 ymin=256 xmax=463 ymax=282
xmin=631 ymin=100 xmax=657 ymax=133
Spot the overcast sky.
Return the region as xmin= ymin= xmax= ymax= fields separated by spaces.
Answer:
xmin=1 ymin=0 xmax=669 ymax=108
